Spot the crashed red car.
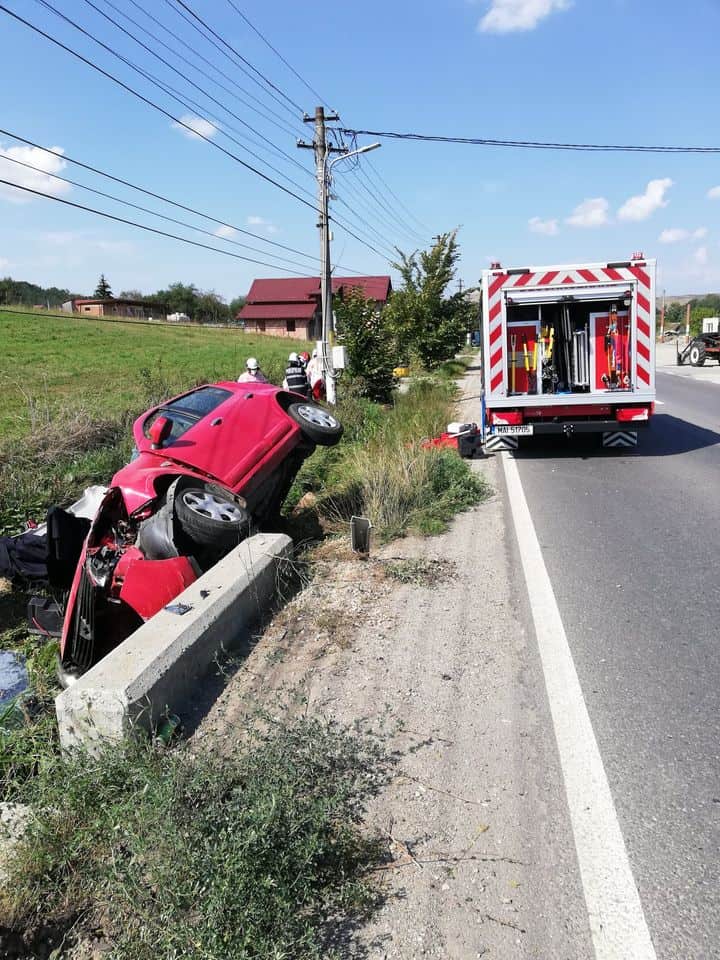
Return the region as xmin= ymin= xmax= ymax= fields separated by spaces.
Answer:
xmin=58 ymin=382 xmax=342 ymax=685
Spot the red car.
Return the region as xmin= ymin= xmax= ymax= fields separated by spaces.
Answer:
xmin=57 ymin=382 xmax=342 ymax=685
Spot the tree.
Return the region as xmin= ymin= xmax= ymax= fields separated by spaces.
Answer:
xmin=385 ymin=230 xmax=471 ymax=369
xmin=195 ymin=290 xmax=230 ymax=324
xmin=93 ymin=274 xmax=113 ymax=299
xmin=229 ymin=295 xmax=246 ymax=320
xmin=335 ymin=289 xmax=395 ymax=402
xmin=118 ymin=289 xmax=144 ymax=300
xmin=663 ymin=302 xmax=683 ymax=328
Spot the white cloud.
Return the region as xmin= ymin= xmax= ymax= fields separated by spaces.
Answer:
xmin=565 ymin=197 xmax=609 ymax=228
xmin=707 ymin=186 xmax=720 ymax=199
xmin=617 ymin=178 xmax=672 ymax=222
xmin=0 ymin=143 xmax=70 ymax=204
xmin=659 ymin=228 xmax=689 ymax=244
xmin=214 ymin=225 xmax=237 ymax=239
xmin=478 ymin=0 xmax=571 ymax=33
xmin=694 ymin=245 xmax=708 ymax=266
xmin=659 ymin=226 xmax=707 ymax=244
xmin=246 ymin=215 xmax=278 ymax=235
xmin=171 ymin=115 xmax=219 ymax=140
xmin=0 ymin=257 xmax=10 ymax=270
xmin=42 ymin=231 xmax=80 ymax=246
xmin=528 ymin=216 xmax=559 ymax=236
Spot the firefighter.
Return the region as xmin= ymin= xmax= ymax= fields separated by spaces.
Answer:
xmin=283 ymin=352 xmax=310 ymax=397
xmin=237 ymin=357 xmax=269 ymax=384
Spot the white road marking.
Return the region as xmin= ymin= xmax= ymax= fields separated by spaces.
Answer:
xmin=502 ymin=452 xmax=657 ymax=960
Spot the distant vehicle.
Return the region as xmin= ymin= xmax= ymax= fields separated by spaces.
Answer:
xmin=663 ymin=326 xmax=683 ymax=341
xmin=676 ymin=331 xmax=720 ymax=367
xmin=167 ymin=311 xmax=190 ymax=322
xmin=57 ymin=382 xmax=342 ymax=685
xmin=479 ymin=254 xmax=656 ymax=450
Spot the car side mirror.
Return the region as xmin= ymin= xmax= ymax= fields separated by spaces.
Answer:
xmin=149 ymin=416 xmax=172 ymax=449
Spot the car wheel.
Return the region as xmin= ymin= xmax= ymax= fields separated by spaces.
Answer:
xmin=287 ymin=402 xmax=343 ymax=446
xmin=175 ymin=484 xmax=250 ymax=549
xmin=689 ymin=343 xmax=706 ymax=366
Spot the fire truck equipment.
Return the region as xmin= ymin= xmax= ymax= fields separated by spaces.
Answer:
xmin=510 ymin=334 xmax=517 ymax=394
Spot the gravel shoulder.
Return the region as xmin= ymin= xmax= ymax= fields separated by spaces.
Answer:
xmin=195 ymin=361 xmax=593 ymax=959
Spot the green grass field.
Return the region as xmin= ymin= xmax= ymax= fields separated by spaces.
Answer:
xmin=0 ymin=309 xmax=310 ymax=441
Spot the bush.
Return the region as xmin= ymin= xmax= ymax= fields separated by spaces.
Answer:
xmin=335 ymin=290 xmax=396 ymax=402
xmin=1 ymin=719 xmax=387 ymax=960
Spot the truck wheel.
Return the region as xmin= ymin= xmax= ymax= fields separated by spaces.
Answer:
xmin=175 ymin=484 xmax=250 ymax=550
xmin=689 ymin=343 xmax=706 ymax=366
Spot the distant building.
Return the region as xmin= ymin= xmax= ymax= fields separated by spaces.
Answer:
xmin=62 ymin=297 xmax=161 ymax=319
xmin=238 ymin=276 xmax=392 ymax=339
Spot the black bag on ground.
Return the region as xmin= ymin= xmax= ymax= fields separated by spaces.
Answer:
xmin=46 ymin=506 xmax=91 ymax=590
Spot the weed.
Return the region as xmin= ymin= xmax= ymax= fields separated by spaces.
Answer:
xmin=385 ymin=557 xmax=457 ymax=586
xmin=1 ymin=718 xmax=388 ymax=960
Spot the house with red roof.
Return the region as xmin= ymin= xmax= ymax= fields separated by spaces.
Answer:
xmin=238 ymin=276 xmax=392 ymax=340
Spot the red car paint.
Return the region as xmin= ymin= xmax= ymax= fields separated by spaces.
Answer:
xmin=59 ymin=381 xmax=332 ymax=679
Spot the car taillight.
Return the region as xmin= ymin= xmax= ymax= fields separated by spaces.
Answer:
xmin=490 ymin=411 xmax=523 ymax=426
xmin=616 ymin=407 xmax=649 ymax=422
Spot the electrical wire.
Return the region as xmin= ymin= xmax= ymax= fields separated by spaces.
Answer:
xmin=170 ymin=0 xmax=304 ymax=115
xmin=341 ymin=128 xmax=720 ymax=154
xmin=100 ymin=0 xmax=302 ymax=140
xmin=349 ymin=164 xmax=427 ymax=245
xmin=363 ymin=155 xmax=431 ymax=234
xmin=224 ymin=0 xmax=329 ymax=108
xmin=0 ymin=178 xmax=315 ymax=275
xmin=126 ymin=0 xmax=305 ymax=138
xmin=0 ymin=3 xmax=316 ymax=210
xmin=36 ymin=0 xmax=315 ymax=193
xmin=0 ymin=153 xmax=324 ymax=274
xmin=0 ymin=127 xmax=315 ymax=260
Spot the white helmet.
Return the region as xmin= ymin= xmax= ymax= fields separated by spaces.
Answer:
xmin=288 ymin=352 xmax=299 ymax=363
xmin=246 ymin=356 xmax=259 ymax=371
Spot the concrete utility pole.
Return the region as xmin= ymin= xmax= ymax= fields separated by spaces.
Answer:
xmin=299 ymin=107 xmax=341 ymax=403
xmin=298 ymin=108 xmax=379 ymax=404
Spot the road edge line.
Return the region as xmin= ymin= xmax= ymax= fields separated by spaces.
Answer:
xmin=501 ymin=451 xmax=657 ymax=960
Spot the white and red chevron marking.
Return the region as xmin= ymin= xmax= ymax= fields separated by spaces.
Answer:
xmin=485 ymin=265 xmax=654 ymax=398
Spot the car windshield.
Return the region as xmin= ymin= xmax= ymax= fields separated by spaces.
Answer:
xmin=143 ymin=386 xmax=232 ymax=443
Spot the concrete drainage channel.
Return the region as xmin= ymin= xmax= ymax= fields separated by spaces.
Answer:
xmin=55 ymin=532 xmax=292 ymax=749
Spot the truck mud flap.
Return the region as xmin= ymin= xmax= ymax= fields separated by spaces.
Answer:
xmin=484 ymin=435 xmax=519 ymax=453
xmin=602 ymin=430 xmax=637 ymax=448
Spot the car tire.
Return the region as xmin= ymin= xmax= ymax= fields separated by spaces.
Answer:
xmin=287 ymin=402 xmax=343 ymax=446
xmin=689 ymin=343 xmax=706 ymax=366
xmin=175 ymin=484 xmax=250 ymax=549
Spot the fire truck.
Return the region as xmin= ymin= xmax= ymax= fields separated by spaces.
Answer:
xmin=480 ymin=254 xmax=656 ymax=450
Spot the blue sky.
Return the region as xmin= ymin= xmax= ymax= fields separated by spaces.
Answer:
xmin=1 ymin=0 xmax=720 ymax=300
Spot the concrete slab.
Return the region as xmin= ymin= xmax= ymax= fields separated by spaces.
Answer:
xmin=55 ymin=532 xmax=292 ymax=749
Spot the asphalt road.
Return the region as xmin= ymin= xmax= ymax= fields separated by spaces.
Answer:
xmin=511 ymin=371 xmax=720 ymax=959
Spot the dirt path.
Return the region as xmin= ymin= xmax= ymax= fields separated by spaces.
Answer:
xmin=195 ymin=359 xmax=592 ymax=959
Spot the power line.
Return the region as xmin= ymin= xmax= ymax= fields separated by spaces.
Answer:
xmin=36 ymin=0 xmax=315 ymax=195
xmin=170 ymin=0 xmax=305 ymax=115
xmin=341 ymin=128 xmax=720 ymax=154
xmin=0 ymin=3 xmax=316 ymax=210
xmin=100 ymin=0 xmax=302 ymax=140
xmin=224 ymin=0 xmax=329 ymax=108
xmin=0 ymin=128 xmax=317 ymax=260
xmin=362 ymin=155 xmax=431 ymax=234
xmin=350 ymin=164 xmax=427 ymax=245
xmin=0 ymin=154 xmax=324 ymax=274
xmin=0 ymin=178 xmax=315 ymax=275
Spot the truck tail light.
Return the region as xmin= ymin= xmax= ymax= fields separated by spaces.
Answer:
xmin=616 ymin=407 xmax=649 ymax=422
xmin=490 ymin=411 xmax=523 ymax=426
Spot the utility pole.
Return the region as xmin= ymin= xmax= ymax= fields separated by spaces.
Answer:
xmin=299 ymin=106 xmax=342 ymax=404
xmin=457 ymin=278 xmax=464 ymax=295
xmin=659 ymin=288 xmax=665 ymax=340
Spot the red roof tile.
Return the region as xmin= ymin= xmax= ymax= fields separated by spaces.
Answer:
xmin=245 ymin=275 xmax=391 ymax=306
xmin=239 ymin=301 xmax=316 ymax=321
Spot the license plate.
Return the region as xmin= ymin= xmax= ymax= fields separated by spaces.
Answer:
xmin=493 ymin=424 xmax=534 ymax=435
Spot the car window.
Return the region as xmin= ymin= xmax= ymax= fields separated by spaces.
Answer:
xmin=166 ymin=386 xmax=231 ymax=417
xmin=142 ymin=387 xmax=232 ymax=444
